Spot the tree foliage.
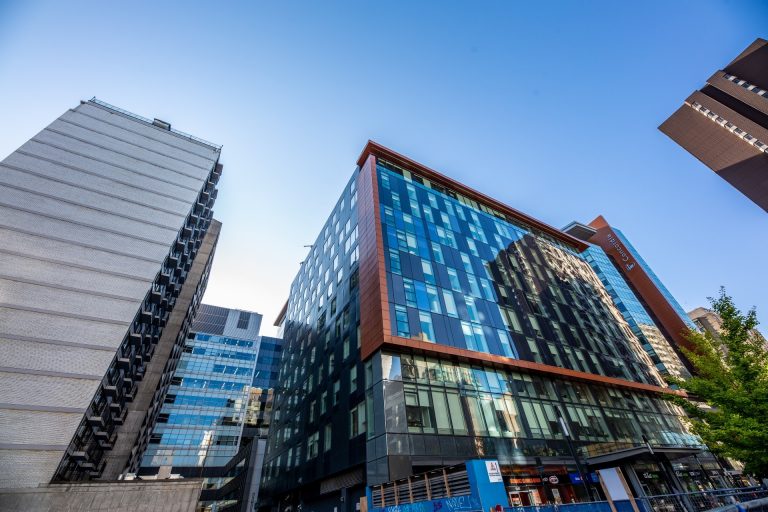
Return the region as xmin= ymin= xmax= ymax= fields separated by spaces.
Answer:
xmin=666 ymin=288 xmax=768 ymax=478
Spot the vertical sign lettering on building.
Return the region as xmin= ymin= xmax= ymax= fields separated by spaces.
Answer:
xmin=605 ymin=232 xmax=637 ymax=272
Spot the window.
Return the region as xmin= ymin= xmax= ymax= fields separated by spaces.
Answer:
xmin=473 ymin=324 xmax=489 ymax=352
xmin=350 ymin=366 xmax=358 ymax=393
xmin=418 ymin=312 xmax=435 ymax=342
xmin=461 ymin=321 xmax=476 ymax=350
xmin=431 ymin=389 xmax=452 ymax=434
xmin=324 ymin=424 xmax=332 ymax=452
xmin=446 ymin=391 xmax=468 ymax=435
xmin=388 ymin=249 xmax=401 ymax=273
xmin=237 ymin=311 xmax=250 ymax=329
xmin=343 ymin=337 xmax=350 ymax=359
xmin=465 ymin=297 xmax=479 ymax=322
xmin=321 ymin=391 xmax=327 ymax=414
xmin=497 ymin=329 xmax=517 ymax=358
xmin=447 ymin=268 xmax=461 ymax=291
xmin=366 ymin=391 xmax=375 ymax=439
xmin=308 ymin=432 xmax=319 ymax=459
xmin=426 ymin=285 xmax=441 ymax=314
xmin=414 ymin=281 xmax=430 ymax=311
xmin=365 ymin=360 xmax=373 ymax=388
xmin=403 ymin=279 xmax=417 ymax=307
xmin=394 ymin=305 xmax=409 ymax=337
xmin=421 ymin=260 xmax=435 ymax=284
xmin=442 ymin=290 xmax=458 ymax=317
xmin=431 ymin=242 xmax=444 ymax=264
xmin=467 ymin=275 xmax=482 ymax=297
xmin=333 ymin=380 xmax=340 ymax=405
xmin=405 ymin=387 xmax=436 ymax=433
xmin=350 ymin=402 xmax=365 ymax=438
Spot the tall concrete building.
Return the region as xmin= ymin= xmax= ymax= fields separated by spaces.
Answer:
xmin=0 ymin=99 xmax=222 ymax=489
xmin=659 ymin=38 xmax=768 ymax=212
xmin=260 ymin=142 xmax=704 ymax=512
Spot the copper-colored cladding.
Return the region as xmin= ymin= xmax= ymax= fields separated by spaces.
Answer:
xmin=587 ymin=215 xmax=697 ymax=356
xmin=355 ymin=140 xmax=685 ymax=397
xmin=659 ymin=38 xmax=768 ymax=213
xmin=659 ymin=95 xmax=768 ymax=213
xmin=357 ymin=154 xmax=391 ymax=361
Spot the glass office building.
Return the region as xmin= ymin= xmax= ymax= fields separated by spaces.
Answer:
xmin=579 ymin=244 xmax=690 ymax=379
xmin=140 ymin=330 xmax=259 ymax=470
xmin=261 ymin=142 xmax=703 ymax=512
xmin=565 ymin=216 xmax=699 ymax=373
xmin=138 ymin=305 xmax=282 ymax=512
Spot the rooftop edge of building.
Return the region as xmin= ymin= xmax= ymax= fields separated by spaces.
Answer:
xmin=561 ymin=221 xmax=597 ymax=242
xmin=357 ymin=140 xmax=590 ymax=252
xmin=85 ymin=97 xmax=223 ymax=152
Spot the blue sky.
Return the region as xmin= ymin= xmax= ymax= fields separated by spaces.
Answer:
xmin=1 ymin=1 xmax=766 ymax=336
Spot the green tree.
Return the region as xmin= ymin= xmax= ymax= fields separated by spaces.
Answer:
xmin=666 ymin=288 xmax=768 ymax=479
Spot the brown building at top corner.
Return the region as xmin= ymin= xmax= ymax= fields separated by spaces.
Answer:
xmin=659 ymin=37 xmax=768 ymax=212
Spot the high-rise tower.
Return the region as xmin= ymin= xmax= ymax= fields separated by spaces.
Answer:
xmin=0 ymin=99 xmax=222 ymax=488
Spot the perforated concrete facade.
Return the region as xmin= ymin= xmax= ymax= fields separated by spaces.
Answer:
xmin=0 ymin=99 xmax=221 ymax=488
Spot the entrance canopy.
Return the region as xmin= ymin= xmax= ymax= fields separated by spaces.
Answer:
xmin=586 ymin=445 xmax=702 ymax=469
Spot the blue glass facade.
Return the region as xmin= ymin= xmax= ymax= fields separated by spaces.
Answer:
xmin=253 ymin=337 xmax=282 ymax=389
xmin=137 ymin=305 xmax=283 ymax=511
xmin=141 ymin=332 xmax=260 ymax=469
xmin=377 ymin=162 xmax=661 ymax=386
xmin=582 ymin=246 xmax=690 ymax=379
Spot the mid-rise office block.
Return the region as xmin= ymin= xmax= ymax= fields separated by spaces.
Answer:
xmin=659 ymin=38 xmax=768 ymax=212
xmin=137 ymin=305 xmax=282 ymax=512
xmin=688 ymin=307 xmax=768 ymax=352
xmin=575 ymin=216 xmax=698 ymax=373
xmin=563 ymin=223 xmax=690 ymax=380
xmin=261 ymin=142 xmax=703 ymax=512
xmin=0 ymin=99 xmax=222 ymax=488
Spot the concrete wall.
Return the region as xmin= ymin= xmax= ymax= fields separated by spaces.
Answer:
xmin=0 ymin=100 xmax=220 ymax=487
xmin=0 ymin=480 xmax=203 ymax=512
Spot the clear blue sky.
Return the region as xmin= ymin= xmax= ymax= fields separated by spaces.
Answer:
xmin=1 ymin=1 xmax=766 ymax=336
